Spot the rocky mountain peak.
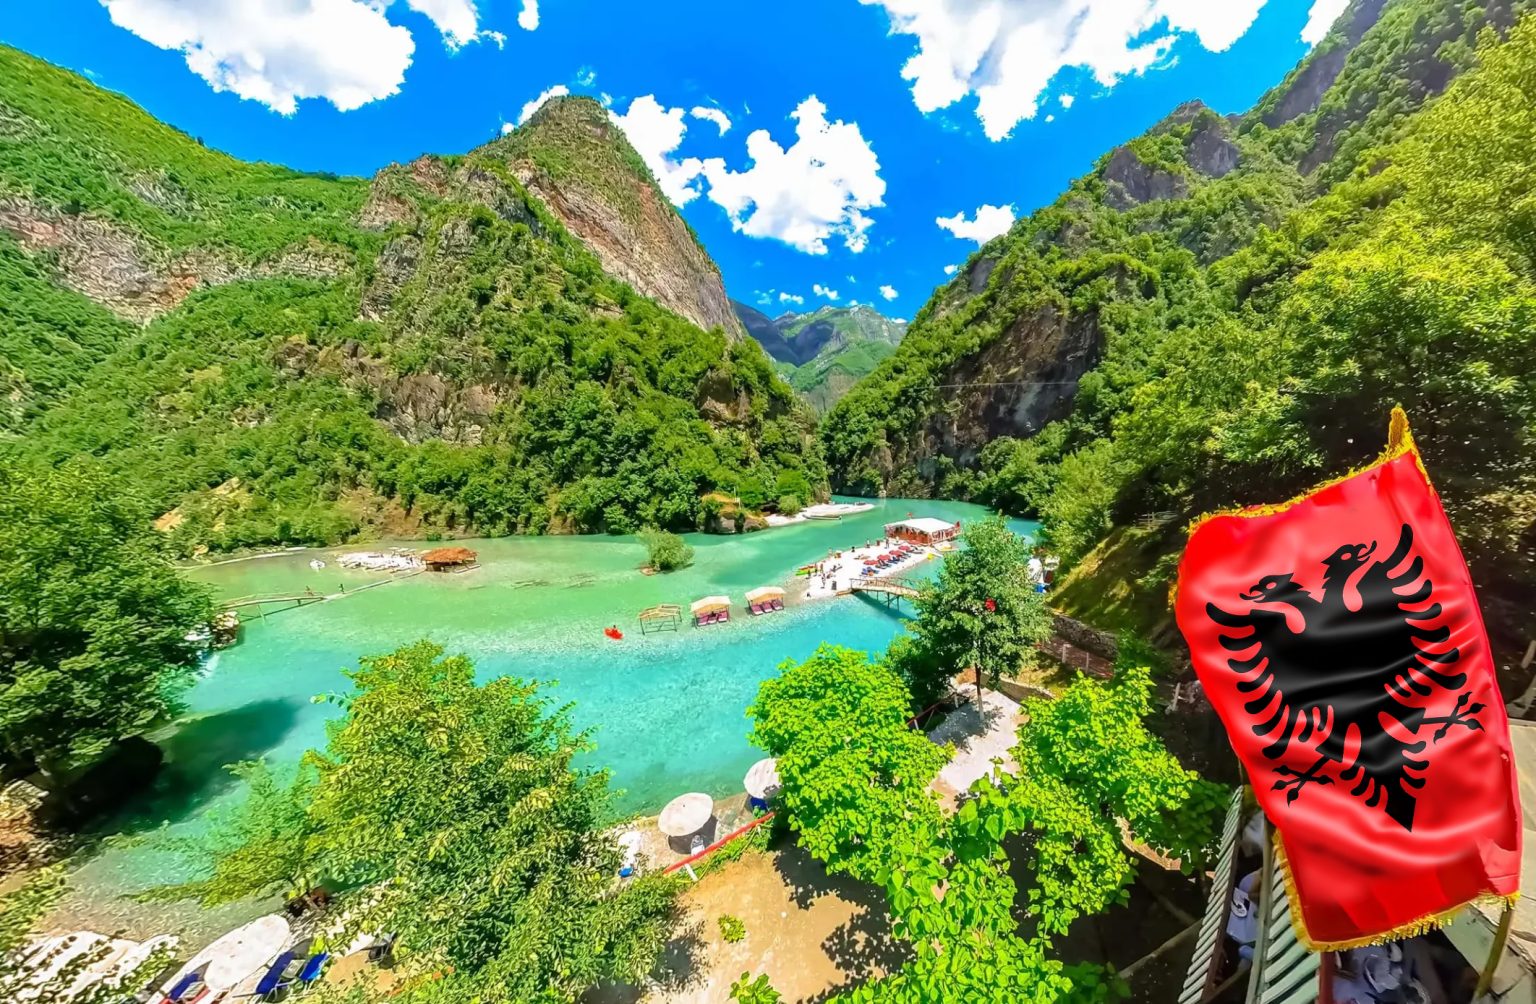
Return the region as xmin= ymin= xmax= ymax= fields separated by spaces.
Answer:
xmin=489 ymin=95 xmax=745 ymax=339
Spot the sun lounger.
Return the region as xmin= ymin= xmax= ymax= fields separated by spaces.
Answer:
xmin=771 ymin=599 xmax=784 ymax=611
xmin=166 ymin=972 xmax=206 ymax=1003
xmin=297 ymin=953 xmax=328 ymax=984
xmin=254 ymin=952 xmax=299 ymax=999
xmin=718 ymin=610 xmax=729 ymax=622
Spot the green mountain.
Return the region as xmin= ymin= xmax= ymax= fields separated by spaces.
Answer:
xmin=822 ymin=0 xmax=1536 ymax=645
xmin=0 ymin=49 xmax=823 ymax=552
xmin=733 ymin=301 xmax=907 ymax=412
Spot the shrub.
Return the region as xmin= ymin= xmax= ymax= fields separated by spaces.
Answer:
xmin=641 ymin=527 xmax=694 ymax=572
xmin=719 ymin=914 xmax=747 ymax=944
xmin=777 ymin=494 xmax=803 ymax=516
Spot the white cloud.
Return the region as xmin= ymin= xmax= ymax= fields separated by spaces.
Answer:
xmin=879 ymin=284 xmax=898 ymax=300
xmin=599 ymin=92 xmax=613 ymax=107
xmin=936 ymin=203 xmax=1016 ymax=244
xmin=1301 ymin=0 xmax=1349 ymax=45
xmin=609 ymin=95 xmax=707 ymax=206
xmin=500 ymin=120 xmax=513 ymax=135
xmin=846 ymin=275 xmax=857 ymax=283
xmin=99 ymin=0 xmax=419 ymax=113
xmin=861 ymin=0 xmax=1269 ymax=140
xmin=576 ymin=66 xmax=596 ymax=86
xmin=1060 ymin=93 xmax=1075 ymax=108
xmin=518 ymin=84 xmax=568 ymax=125
xmin=943 ymin=264 xmax=959 ymax=275
xmin=780 ymin=292 xmax=805 ymax=306
xmin=701 ymin=95 xmax=884 ymax=255
xmin=813 ymin=283 xmax=840 ymax=301
xmin=691 ymin=106 xmax=732 ymax=135
xmin=757 ymin=290 xmax=775 ymax=305
xmin=403 ymin=0 xmax=482 ymax=46
xmin=517 ymin=0 xmax=539 ymax=31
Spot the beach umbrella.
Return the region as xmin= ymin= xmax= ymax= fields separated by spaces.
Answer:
xmin=200 ymin=915 xmax=291 ymax=990
xmin=745 ymin=586 xmax=785 ymax=604
xmin=743 ymin=758 xmax=781 ymax=800
xmin=658 ymin=792 xmax=714 ymax=837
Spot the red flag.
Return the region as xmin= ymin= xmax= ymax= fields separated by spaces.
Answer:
xmin=1175 ymin=410 xmax=1520 ymax=949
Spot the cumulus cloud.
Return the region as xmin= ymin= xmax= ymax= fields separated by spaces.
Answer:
xmin=691 ymin=106 xmax=732 ymax=135
xmin=936 ymin=203 xmax=1016 ymax=244
xmin=813 ymin=283 xmax=840 ymax=301
xmin=1301 ymin=0 xmax=1349 ymax=45
xmin=517 ymin=0 xmax=539 ymax=30
xmin=402 ymin=0 xmax=482 ymax=45
xmin=861 ymin=0 xmax=1270 ymax=140
xmin=701 ymin=96 xmax=884 ymax=255
xmin=518 ymin=84 xmax=568 ymax=125
xmin=500 ymin=120 xmax=514 ymax=135
xmin=576 ymin=66 xmax=596 ymax=86
xmin=99 ymin=0 xmax=418 ymax=113
xmin=1059 ymin=93 xmax=1074 ymax=108
xmin=609 ymin=95 xmax=707 ymax=206
xmin=879 ymin=284 xmax=898 ymax=300
xmin=780 ymin=292 xmax=805 ymax=306
xmin=943 ymin=264 xmax=959 ymax=275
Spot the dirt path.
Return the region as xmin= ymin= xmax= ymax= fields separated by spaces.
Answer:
xmin=594 ymin=842 xmax=904 ymax=1004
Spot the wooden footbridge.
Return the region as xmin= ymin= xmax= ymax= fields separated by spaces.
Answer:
xmin=850 ymin=575 xmax=920 ymax=603
xmin=220 ymin=572 xmax=416 ymax=620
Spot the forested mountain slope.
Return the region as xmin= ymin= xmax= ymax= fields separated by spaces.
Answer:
xmin=734 ymin=301 xmax=907 ymax=412
xmin=823 ymin=0 xmax=1536 ymax=646
xmin=0 ymin=47 xmax=823 ymax=553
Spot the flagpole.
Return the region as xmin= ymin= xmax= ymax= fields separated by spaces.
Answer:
xmin=1474 ymin=903 xmax=1514 ymax=999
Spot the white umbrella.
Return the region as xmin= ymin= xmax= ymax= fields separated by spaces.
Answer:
xmin=199 ymin=914 xmax=291 ymax=991
xmin=743 ymin=758 xmax=781 ymax=800
xmin=690 ymin=596 xmax=732 ymax=615
xmin=658 ymin=792 xmax=714 ymax=837
xmin=745 ymin=587 xmax=785 ymax=604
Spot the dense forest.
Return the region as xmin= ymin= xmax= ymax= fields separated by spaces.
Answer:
xmin=822 ymin=0 xmax=1536 ymax=645
xmin=0 ymin=52 xmax=824 ymax=554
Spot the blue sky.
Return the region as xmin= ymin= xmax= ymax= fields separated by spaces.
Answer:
xmin=0 ymin=0 xmax=1347 ymax=321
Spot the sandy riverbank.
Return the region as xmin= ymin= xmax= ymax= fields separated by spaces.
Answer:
xmin=800 ymin=538 xmax=941 ymax=600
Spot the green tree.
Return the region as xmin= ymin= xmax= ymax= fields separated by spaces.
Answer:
xmin=640 ymin=527 xmax=694 ymax=572
xmin=157 ymin=641 xmax=681 ymax=1002
xmin=0 ymin=460 xmax=213 ymax=784
xmin=904 ymin=515 xmax=1050 ymax=705
xmin=747 ymin=644 xmax=946 ymax=884
xmin=730 ymin=972 xmax=784 ymax=1004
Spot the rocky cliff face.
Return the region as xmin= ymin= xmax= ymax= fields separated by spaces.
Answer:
xmin=734 ymin=302 xmax=908 ymax=412
xmin=492 ymin=96 xmax=745 ymax=340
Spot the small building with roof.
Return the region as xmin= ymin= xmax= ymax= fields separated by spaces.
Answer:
xmin=884 ymin=517 xmax=960 ymax=546
xmin=420 ymin=547 xmax=478 ymax=572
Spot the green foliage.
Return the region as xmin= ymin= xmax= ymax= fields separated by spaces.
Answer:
xmin=718 ymin=914 xmax=746 ymax=943
xmin=155 ymin=641 xmax=681 ymax=1002
xmin=640 ymin=527 xmax=694 ymax=572
xmin=824 ymin=1 xmax=1536 ymax=631
xmin=898 ymin=515 xmax=1051 ymax=706
xmin=730 ymin=972 xmax=784 ymax=1004
xmin=0 ymin=47 xmax=825 ymax=554
xmin=747 ymin=645 xmax=946 ymax=884
xmin=0 ymin=459 xmax=213 ymax=776
xmin=751 ymin=642 xmax=1215 ymax=1004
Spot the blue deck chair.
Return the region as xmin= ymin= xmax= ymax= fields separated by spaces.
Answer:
xmin=166 ymin=972 xmax=205 ymax=1002
xmin=252 ymin=951 xmax=298 ymax=999
xmin=297 ymin=952 xmax=329 ymax=985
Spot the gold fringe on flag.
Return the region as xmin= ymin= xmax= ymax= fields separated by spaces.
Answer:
xmin=1273 ymin=831 xmax=1520 ymax=952
xmin=1169 ymin=407 xmax=1432 ymax=609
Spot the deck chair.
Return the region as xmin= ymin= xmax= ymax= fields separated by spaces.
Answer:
xmin=296 ymin=952 xmax=328 ymax=985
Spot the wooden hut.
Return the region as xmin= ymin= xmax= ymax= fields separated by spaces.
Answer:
xmin=420 ymin=546 xmax=479 ymax=572
xmin=883 ymin=517 xmax=961 ymax=546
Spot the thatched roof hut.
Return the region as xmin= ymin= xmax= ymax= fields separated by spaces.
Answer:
xmin=421 ymin=546 xmax=479 ymax=571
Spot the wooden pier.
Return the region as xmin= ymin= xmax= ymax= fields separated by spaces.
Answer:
xmin=850 ymin=576 xmax=920 ymax=603
xmin=220 ymin=572 xmax=418 ymax=620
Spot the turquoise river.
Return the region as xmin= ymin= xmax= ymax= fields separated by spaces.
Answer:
xmin=48 ymin=498 xmax=1035 ymax=940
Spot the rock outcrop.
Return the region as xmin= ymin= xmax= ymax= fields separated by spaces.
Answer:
xmin=1102 ymin=148 xmax=1187 ymax=210
xmin=496 ymin=97 xmax=745 ymax=340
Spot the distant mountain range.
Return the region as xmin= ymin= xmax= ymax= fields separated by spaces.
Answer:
xmin=732 ymin=301 xmax=907 ymax=412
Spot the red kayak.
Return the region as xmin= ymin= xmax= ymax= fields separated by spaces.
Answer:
xmin=604 ymin=626 xmax=624 ymax=640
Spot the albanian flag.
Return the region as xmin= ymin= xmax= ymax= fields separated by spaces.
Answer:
xmin=1175 ymin=409 xmax=1520 ymax=949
